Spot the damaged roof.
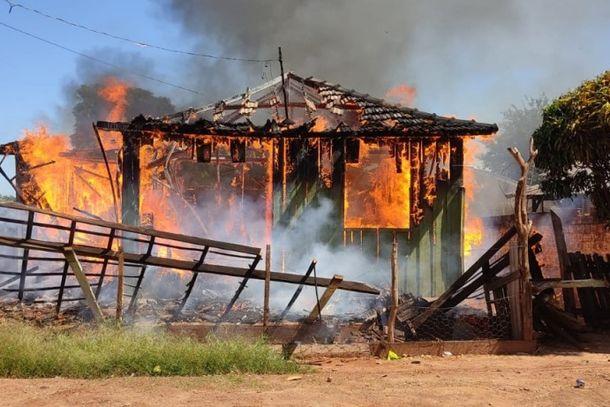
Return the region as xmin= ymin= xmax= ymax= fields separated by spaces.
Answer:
xmin=101 ymin=72 xmax=498 ymax=138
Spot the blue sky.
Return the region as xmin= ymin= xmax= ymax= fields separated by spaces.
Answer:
xmin=0 ymin=0 xmax=195 ymax=139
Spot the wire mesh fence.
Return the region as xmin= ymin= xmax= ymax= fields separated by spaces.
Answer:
xmin=406 ymin=306 xmax=512 ymax=341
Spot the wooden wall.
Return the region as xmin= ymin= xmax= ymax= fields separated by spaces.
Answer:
xmin=271 ymin=135 xmax=465 ymax=297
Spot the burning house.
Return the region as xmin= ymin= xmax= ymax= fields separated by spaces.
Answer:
xmin=85 ymin=72 xmax=498 ymax=297
xmin=0 ymin=72 xmax=499 ymax=309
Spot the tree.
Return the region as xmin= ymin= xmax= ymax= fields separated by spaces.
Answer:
xmin=533 ymin=70 xmax=610 ymax=223
xmin=483 ymin=96 xmax=547 ymax=179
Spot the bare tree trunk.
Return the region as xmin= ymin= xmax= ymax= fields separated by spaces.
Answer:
xmin=507 ymin=138 xmax=538 ymax=341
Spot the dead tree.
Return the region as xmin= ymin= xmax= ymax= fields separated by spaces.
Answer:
xmin=507 ymin=138 xmax=538 ymax=340
xmin=507 ymin=138 xmax=538 ymax=279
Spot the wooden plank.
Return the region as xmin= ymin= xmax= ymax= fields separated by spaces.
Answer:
xmin=411 ymin=227 xmax=517 ymax=329
xmin=218 ymin=255 xmax=262 ymax=321
xmin=95 ymin=227 xmax=115 ymax=299
xmin=485 ymin=271 xmax=520 ymax=292
xmin=56 ymin=220 xmax=77 ymax=313
xmin=371 ymin=340 xmax=537 ymax=358
xmin=305 ymin=275 xmax=343 ymax=323
xmin=176 ymin=246 xmax=210 ymax=314
xmin=62 ymin=247 xmax=104 ymax=322
xmin=550 ymin=209 xmax=575 ymax=313
xmin=279 ymin=260 xmax=317 ymax=321
xmin=0 ymin=201 xmax=261 ymax=255
xmin=116 ymin=247 xmax=124 ymax=322
xmin=508 ymin=247 xmax=522 ymax=340
xmin=0 ymin=236 xmax=379 ymax=294
xmin=533 ymin=278 xmax=609 ymax=291
xmin=571 ymin=252 xmax=600 ymax=326
xmin=17 ymin=210 xmax=34 ymax=301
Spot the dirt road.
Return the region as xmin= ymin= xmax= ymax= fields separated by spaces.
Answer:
xmin=1 ymin=349 xmax=609 ymax=406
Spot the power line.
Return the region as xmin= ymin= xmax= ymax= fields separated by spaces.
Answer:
xmin=0 ymin=21 xmax=203 ymax=95
xmin=4 ymin=0 xmax=276 ymax=63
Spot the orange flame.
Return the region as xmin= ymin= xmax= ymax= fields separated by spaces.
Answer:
xmin=344 ymin=141 xmax=410 ymax=229
xmin=98 ymin=77 xmax=129 ymax=122
xmin=463 ymin=138 xmax=484 ymax=257
xmin=385 ymin=84 xmax=417 ymax=107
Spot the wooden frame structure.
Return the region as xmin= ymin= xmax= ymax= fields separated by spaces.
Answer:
xmin=0 ymin=202 xmax=378 ymax=317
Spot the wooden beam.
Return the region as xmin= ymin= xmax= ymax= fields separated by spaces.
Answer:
xmin=485 ymin=271 xmax=520 ymax=292
xmin=278 ymin=260 xmax=317 ymax=321
xmin=17 ymin=210 xmax=34 ymax=301
xmin=305 ymin=275 xmax=343 ymax=323
xmin=533 ymin=278 xmax=609 ymax=291
xmin=0 ymin=234 xmax=379 ymax=295
xmin=372 ymin=339 xmax=537 ymax=358
xmin=550 ymin=209 xmax=576 ymax=313
xmin=116 ymin=248 xmax=124 ymax=322
xmin=508 ymin=246 xmax=523 ymax=340
xmin=411 ymin=227 xmax=517 ymax=328
xmin=62 ymin=247 xmax=104 ymax=322
xmin=0 ymin=201 xmax=261 ymax=255
xmin=218 ymin=255 xmax=262 ymax=322
xmin=176 ymin=246 xmax=210 ymax=314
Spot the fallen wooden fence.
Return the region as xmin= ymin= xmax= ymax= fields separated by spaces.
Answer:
xmin=0 ymin=202 xmax=379 ymax=319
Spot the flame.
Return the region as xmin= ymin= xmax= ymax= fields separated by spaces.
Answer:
xmin=385 ymin=84 xmax=417 ymax=107
xmin=344 ymin=141 xmax=410 ymax=229
xmin=312 ymin=115 xmax=329 ymax=132
xmin=98 ymin=77 xmax=129 ymax=122
xmin=19 ymin=126 xmax=117 ymax=221
xmin=463 ymin=137 xmax=485 ymax=257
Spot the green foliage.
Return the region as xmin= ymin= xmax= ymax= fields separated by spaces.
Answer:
xmin=533 ymin=71 xmax=610 ymax=222
xmin=482 ymin=96 xmax=547 ymax=179
xmin=0 ymin=322 xmax=299 ymax=378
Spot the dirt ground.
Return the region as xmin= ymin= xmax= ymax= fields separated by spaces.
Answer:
xmin=1 ymin=347 xmax=609 ymax=407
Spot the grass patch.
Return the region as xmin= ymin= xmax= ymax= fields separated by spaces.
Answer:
xmin=0 ymin=322 xmax=300 ymax=378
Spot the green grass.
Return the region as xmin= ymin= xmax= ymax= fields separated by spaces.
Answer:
xmin=0 ymin=322 xmax=300 ymax=378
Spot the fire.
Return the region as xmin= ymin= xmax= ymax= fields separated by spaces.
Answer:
xmin=98 ymin=77 xmax=129 ymax=122
xmin=18 ymin=76 xmax=131 ymax=222
xmin=463 ymin=137 xmax=485 ymax=257
xmin=385 ymin=84 xmax=417 ymax=107
xmin=344 ymin=141 xmax=410 ymax=229
xmin=312 ymin=115 xmax=329 ymax=132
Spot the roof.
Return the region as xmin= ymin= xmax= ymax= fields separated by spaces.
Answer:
xmin=99 ymin=72 xmax=498 ymax=138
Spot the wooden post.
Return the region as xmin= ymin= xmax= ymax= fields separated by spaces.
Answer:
xmin=63 ymin=247 xmax=104 ymax=323
xmin=263 ymin=244 xmax=271 ymax=328
xmin=388 ymin=232 xmax=399 ymax=343
xmin=121 ymin=131 xmax=141 ymax=226
xmin=508 ymin=245 xmax=523 ymax=340
xmin=116 ymin=247 xmax=124 ymax=323
xmin=550 ymin=208 xmax=576 ymax=314
xmin=507 ymin=139 xmax=538 ymax=342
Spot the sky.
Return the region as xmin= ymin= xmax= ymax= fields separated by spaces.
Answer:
xmin=1 ymin=0 xmax=610 ymax=193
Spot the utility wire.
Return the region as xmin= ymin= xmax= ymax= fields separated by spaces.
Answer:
xmin=0 ymin=21 xmax=203 ymax=95
xmin=4 ymin=0 xmax=276 ymax=63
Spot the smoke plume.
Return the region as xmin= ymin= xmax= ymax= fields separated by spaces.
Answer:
xmin=160 ymin=0 xmax=610 ymax=122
